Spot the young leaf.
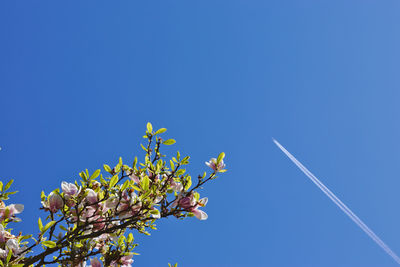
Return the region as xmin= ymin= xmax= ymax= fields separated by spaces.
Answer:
xmin=155 ymin=128 xmax=167 ymax=135
xmin=163 ymin=139 xmax=176 ymax=145
xmin=42 ymin=221 xmax=57 ymax=234
xmin=127 ymin=233 xmax=134 ymax=243
xmin=103 ymin=164 xmax=112 ymax=173
xmin=185 ymin=176 xmax=192 ymax=190
xmin=147 ymin=122 xmax=153 ymax=133
xmin=109 ymin=175 xmax=119 ymax=188
xmin=4 ymin=179 xmax=13 ymax=191
xmin=42 ymin=240 xmax=57 ymax=248
xmin=6 ymin=248 xmax=12 ymax=264
xmin=141 ymin=176 xmax=150 ymax=191
xmin=38 ymin=217 xmax=43 ymax=232
xmin=217 ymin=152 xmax=225 ymax=164
xmin=90 ymin=169 xmax=101 ymax=179
xmin=121 ymin=179 xmax=130 ymax=191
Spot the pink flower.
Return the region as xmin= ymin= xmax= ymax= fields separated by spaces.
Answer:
xmin=129 ymin=173 xmax=140 ymax=184
xmin=89 ymin=257 xmax=102 ymax=267
xmin=85 ymin=189 xmax=98 ymax=204
xmin=175 ymin=194 xmax=208 ymax=220
xmin=6 ymin=238 xmax=23 ymax=256
xmin=48 ymin=192 xmax=64 ymax=213
xmin=170 ymin=181 xmax=183 ymax=192
xmin=0 ymin=204 xmax=24 ymax=221
xmin=191 ymin=197 xmax=208 ymax=220
xmin=178 ymin=196 xmax=193 ymax=209
xmin=111 ymin=254 xmax=134 ymax=267
xmin=117 ymin=191 xmax=142 ymax=219
xmin=205 ymin=158 xmax=226 ymax=171
xmin=61 ymin=182 xmax=80 ymax=196
xmin=0 ymin=225 xmax=15 ymax=243
xmin=0 ymin=248 xmax=6 ymax=259
xmin=61 ymin=182 xmax=81 ymax=207
xmin=120 ymin=254 xmax=134 ymax=267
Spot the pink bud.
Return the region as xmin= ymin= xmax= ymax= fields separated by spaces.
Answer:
xmin=48 ymin=192 xmax=63 ymax=213
xmin=178 ymin=197 xmax=192 ymax=209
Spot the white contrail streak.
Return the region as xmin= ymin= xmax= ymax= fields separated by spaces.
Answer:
xmin=273 ymin=138 xmax=400 ymax=265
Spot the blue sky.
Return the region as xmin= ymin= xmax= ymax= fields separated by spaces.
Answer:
xmin=1 ymin=1 xmax=400 ymax=266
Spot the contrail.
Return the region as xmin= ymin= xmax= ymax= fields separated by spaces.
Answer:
xmin=273 ymin=138 xmax=400 ymax=265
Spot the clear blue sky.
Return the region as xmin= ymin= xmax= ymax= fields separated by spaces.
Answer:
xmin=1 ymin=1 xmax=400 ymax=266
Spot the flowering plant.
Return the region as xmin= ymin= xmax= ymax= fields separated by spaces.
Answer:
xmin=0 ymin=123 xmax=226 ymax=266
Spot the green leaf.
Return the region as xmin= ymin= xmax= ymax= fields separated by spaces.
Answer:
xmin=79 ymin=171 xmax=87 ymax=182
xmin=193 ymin=192 xmax=200 ymax=202
xmin=38 ymin=217 xmax=43 ymax=232
xmin=42 ymin=221 xmax=56 ymax=233
xmin=6 ymin=248 xmax=12 ymax=264
xmin=103 ymin=164 xmax=112 ymax=173
xmin=0 ymin=181 xmax=3 ymax=192
xmin=4 ymin=179 xmax=13 ymax=191
xmin=155 ymin=128 xmax=167 ymax=135
xmin=147 ymin=122 xmax=153 ymax=133
xmin=109 ymin=175 xmax=119 ymax=188
xmin=127 ymin=233 xmax=134 ymax=243
xmin=90 ymin=169 xmax=101 ymax=179
xmin=141 ymin=176 xmax=150 ymax=191
xmin=132 ymin=185 xmax=141 ymax=192
xmin=140 ymin=143 xmax=148 ymax=152
xmin=185 ymin=176 xmax=192 ymax=190
xmin=114 ymin=164 xmax=121 ymax=173
xmin=42 ymin=240 xmax=57 ymax=248
xmin=217 ymin=152 xmax=225 ymax=164
xmin=163 ymin=139 xmax=176 ymax=145
xmin=176 ymin=169 xmax=186 ymax=176
xmin=133 ymin=156 xmax=138 ymax=168
xmin=121 ymin=179 xmax=130 ymax=191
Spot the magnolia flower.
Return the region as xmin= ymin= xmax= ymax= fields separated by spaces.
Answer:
xmin=75 ymin=262 xmax=87 ymax=267
xmin=120 ymin=254 xmax=134 ymax=267
xmin=111 ymin=254 xmax=134 ymax=267
xmin=118 ymin=191 xmax=142 ymax=219
xmin=89 ymin=257 xmax=102 ymax=267
xmin=0 ymin=248 xmax=6 ymax=259
xmin=128 ymin=173 xmax=140 ymax=184
xmin=61 ymin=182 xmax=81 ymax=207
xmin=105 ymin=196 xmax=118 ymax=210
xmin=91 ymin=233 xmax=117 ymax=250
xmin=176 ymin=195 xmax=208 ymax=220
xmin=47 ymin=192 xmax=63 ymax=213
xmin=170 ymin=181 xmax=183 ymax=192
xmin=61 ymin=182 xmax=80 ymax=196
xmin=178 ymin=196 xmax=193 ymax=210
xmin=85 ymin=189 xmax=98 ymax=204
xmin=6 ymin=238 xmax=23 ymax=256
xmin=0 ymin=204 xmax=24 ymax=221
xmin=0 ymin=225 xmax=15 ymax=243
xmin=205 ymin=158 xmax=226 ymax=171
xmin=191 ymin=197 xmax=208 ymax=220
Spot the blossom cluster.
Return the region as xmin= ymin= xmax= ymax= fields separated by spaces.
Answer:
xmin=0 ymin=180 xmax=30 ymax=266
xmin=0 ymin=123 xmax=226 ymax=266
